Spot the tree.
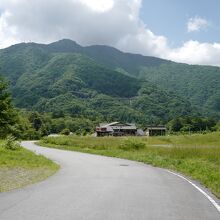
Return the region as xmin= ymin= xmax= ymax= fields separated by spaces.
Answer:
xmin=60 ymin=128 xmax=70 ymax=135
xmin=0 ymin=77 xmax=17 ymax=138
xmin=168 ymin=118 xmax=183 ymax=132
xmin=29 ymin=112 xmax=43 ymax=131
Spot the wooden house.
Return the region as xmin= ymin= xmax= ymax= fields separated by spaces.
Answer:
xmin=95 ymin=122 xmax=137 ymax=137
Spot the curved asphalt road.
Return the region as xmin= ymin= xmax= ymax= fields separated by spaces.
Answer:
xmin=0 ymin=141 xmax=219 ymax=220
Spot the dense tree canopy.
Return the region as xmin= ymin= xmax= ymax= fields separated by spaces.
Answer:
xmin=0 ymin=77 xmax=17 ymax=137
xmin=167 ymin=117 xmax=216 ymax=133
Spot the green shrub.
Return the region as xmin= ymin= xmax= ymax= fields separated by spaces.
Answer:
xmin=82 ymin=129 xmax=87 ymax=136
xmin=3 ymin=135 xmax=21 ymax=150
xmin=60 ymin=128 xmax=70 ymax=136
xmin=120 ymin=139 xmax=146 ymax=151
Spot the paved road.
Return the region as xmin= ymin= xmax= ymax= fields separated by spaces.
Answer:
xmin=0 ymin=141 xmax=219 ymax=220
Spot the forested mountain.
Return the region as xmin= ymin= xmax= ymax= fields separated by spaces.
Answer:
xmin=83 ymin=45 xmax=220 ymax=119
xmin=0 ymin=39 xmax=219 ymax=126
xmin=138 ymin=63 xmax=220 ymax=117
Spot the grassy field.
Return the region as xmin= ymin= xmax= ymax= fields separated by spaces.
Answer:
xmin=39 ymin=132 xmax=220 ymax=198
xmin=0 ymin=140 xmax=59 ymax=192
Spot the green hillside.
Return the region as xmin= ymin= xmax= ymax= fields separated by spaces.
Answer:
xmin=44 ymin=40 xmax=220 ymax=119
xmin=0 ymin=40 xmax=198 ymax=125
xmin=138 ymin=63 xmax=220 ymax=118
xmin=81 ymin=42 xmax=220 ymax=119
xmin=1 ymin=39 xmax=220 ymax=126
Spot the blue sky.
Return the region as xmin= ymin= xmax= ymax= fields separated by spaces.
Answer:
xmin=140 ymin=0 xmax=220 ymax=46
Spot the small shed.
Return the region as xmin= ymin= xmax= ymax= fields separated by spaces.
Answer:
xmin=145 ymin=126 xmax=166 ymax=136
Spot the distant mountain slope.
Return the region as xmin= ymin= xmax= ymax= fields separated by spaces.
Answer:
xmin=0 ymin=39 xmax=217 ymax=124
xmin=12 ymin=53 xmax=141 ymax=106
xmin=41 ymin=39 xmax=220 ymax=118
xmin=137 ymin=63 xmax=220 ymax=118
xmin=45 ymin=39 xmax=170 ymax=73
xmin=83 ymin=45 xmax=170 ymax=76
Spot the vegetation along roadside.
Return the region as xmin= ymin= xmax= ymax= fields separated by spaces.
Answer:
xmin=39 ymin=132 xmax=220 ymax=199
xmin=0 ymin=137 xmax=59 ymax=192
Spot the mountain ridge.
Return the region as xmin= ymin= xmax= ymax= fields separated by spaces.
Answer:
xmin=0 ymin=39 xmax=219 ymax=125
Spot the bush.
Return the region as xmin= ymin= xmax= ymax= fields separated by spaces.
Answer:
xmin=120 ymin=139 xmax=146 ymax=151
xmin=3 ymin=135 xmax=21 ymax=150
xmin=75 ymin=130 xmax=81 ymax=136
xmin=60 ymin=128 xmax=70 ymax=136
xmin=82 ymin=129 xmax=87 ymax=136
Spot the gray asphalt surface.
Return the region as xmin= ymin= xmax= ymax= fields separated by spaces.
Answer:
xmin=0 ymin=141 xmax=219 ymax=220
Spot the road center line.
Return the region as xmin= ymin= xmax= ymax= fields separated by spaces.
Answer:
xmin=167 ymin=170 xmax=220 ymax=213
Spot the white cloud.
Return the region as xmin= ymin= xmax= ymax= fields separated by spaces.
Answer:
xmin=116 ymin=25 xmax=169 ymax=57
xmin=0 ymin=0 xmax=220 ymax=66
xmin=79 ymin=0 xmax=114 ymax=12
xmin=0 ymin=0 xmax=143 ymax=47
xmin=0 ymin=10 xmax=18 ymax=48
xmin=167 ymin=41 xmax=220 ymax=66
xmin=187 ymin=16 xmax=209 ymax=32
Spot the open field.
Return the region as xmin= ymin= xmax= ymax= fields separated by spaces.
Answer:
xmin=39 ymin=132 xmax=220 ymax=198
xmin=0 ymin=140 xmax=59 ymax=192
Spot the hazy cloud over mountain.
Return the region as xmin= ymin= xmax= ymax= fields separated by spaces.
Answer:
xmin=0 ymin=0 xmax=220 ymax=66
